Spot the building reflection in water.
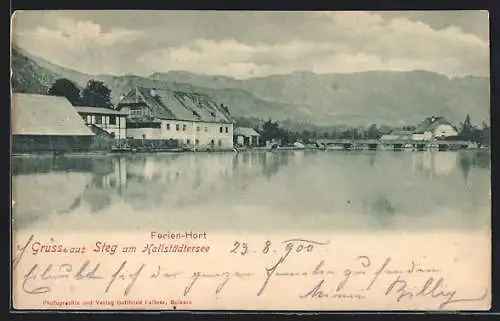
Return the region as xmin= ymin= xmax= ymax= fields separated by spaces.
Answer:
xmin=412 ymin=150 xmax=490 ymax=183
xmin=12 ymin=151 xmax=295 ymax=226
xmin=412 ymin=151 xmax=458 ymax=177
xmin=13 ymin=150 xmax=489 ymax=231
xmin=258 ymin=151 xmax=290 ymax=179
xmin=457 ymin=151 xmax=491 ymax=182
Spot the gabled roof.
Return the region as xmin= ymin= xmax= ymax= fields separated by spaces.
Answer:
xmin=117 ymin=87 xmax=234 ymax=124
xmin=234 ymin=127 xmax=260 ymax=137
xmin=12 ymin=93 xmax=94 ymax=136
xmin=74 ymin=106 xmax=128 ymax=116
xmin=413 ymin=116 xmax=456 ymax=134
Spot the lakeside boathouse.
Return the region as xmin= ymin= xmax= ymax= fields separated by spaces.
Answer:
xmin=11 ymin=93 xmax=94 ymax=153
xmin=234 ymin=127 xmax=260 ymax=147
xmin=116 ymin=87 xmax=235 ymax=150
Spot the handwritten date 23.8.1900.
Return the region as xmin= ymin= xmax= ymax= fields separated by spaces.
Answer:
xmin=229 ymin=238 xmax=327 ymax=256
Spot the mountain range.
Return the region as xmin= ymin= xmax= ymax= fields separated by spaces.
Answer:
xmin=11 ymin=43 xmax=490 ymax=127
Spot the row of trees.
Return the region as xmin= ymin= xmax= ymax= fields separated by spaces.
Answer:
xmin=48 ymin=78 xmax=113 ymax=108
xmin=457 ymin=114 xmax=490 ymax=147
xmin=258 ymin=119 xmax=414 ymax=145
xmin=257 ymin=115 xmax=490 ymax=147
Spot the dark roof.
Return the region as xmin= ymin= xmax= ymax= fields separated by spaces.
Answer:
xmin=413 ymin=116 xmax=456 ymax=134
xmin=117 ymin=87 xmax=234 ymax=124
xmin=234 ymin=127 xmax=260 ymax=137
xmin=12 ymin=93 xmax=94 ymax=136
xmin=74 ymin=106 xmax=128 ymax=116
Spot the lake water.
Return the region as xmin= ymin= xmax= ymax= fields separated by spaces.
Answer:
xmin=11 ymin=150 xmax=491 ymax=232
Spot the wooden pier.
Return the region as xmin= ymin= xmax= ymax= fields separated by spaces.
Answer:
xmin=315 ymin=139 xmax=474 ymax=151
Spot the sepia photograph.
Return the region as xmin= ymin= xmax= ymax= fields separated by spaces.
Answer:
xmin=10 ymin=10 xmax=491 ymax=311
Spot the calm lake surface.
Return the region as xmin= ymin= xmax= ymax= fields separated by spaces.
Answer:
xmin=12 ymin=150 xmax=491 ymax=232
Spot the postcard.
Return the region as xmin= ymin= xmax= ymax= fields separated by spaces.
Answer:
xmin=10 ymin=10 xmax=491 ymax=311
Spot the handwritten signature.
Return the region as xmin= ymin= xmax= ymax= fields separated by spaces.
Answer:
xmin=299 ymin=257 xmax=488 ymax=309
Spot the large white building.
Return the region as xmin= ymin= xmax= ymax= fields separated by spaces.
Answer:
xmin=116 ymin=87 xmax=235 ymax=150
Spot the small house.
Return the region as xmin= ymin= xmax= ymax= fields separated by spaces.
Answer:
xmin=11 ymin=93 xmax=94 ymax=153
xmin=75 ymin=106 xmax=128 ymax=140
xmin=233 ymin=127 xmax=260 ymax=147
xmin=412 ymin=116 xmax=458 ymax=141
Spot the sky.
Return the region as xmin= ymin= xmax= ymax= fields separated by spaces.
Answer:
xmin=11 ymin=10 xmax=490 ymax=79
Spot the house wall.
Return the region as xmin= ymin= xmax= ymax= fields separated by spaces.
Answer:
xmin=412 ymin=131 xmax=433 ymax=141
xmin=126 ymin=128 xmax=162 ymax=140
xmin=120 ymin=105 xmax=154 ymax=119
xmin=12 ymin=135 xmax=93 ymax=153
xmin=81 ymin=114 xmax=127 ymax=139
xmin=159 ymin=120 xmax=233 ymax=149
xmin=433 ymin=124 xmax=458 ymax=138
xmin=380 ymin=135 xmax=400 ymax=141
xmin=235 ymin=135 xmax=259 ymax=147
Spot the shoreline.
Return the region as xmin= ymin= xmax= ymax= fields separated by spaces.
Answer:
xmin=11 ymin=146 xmax=489 ymax=158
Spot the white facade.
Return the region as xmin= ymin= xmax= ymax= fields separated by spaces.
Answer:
xmin=380 ymin=134 xmax=400 ymax=141
xmin=412 ymin=124 xmax=458 ymax=141
xmin=126 ymin=127 xmax=162 ymax=140
xmin=85 ymin=114 xmax=127 ymax=139
xmin=433 ymin=124 xmax=458 ymax=139
xmin=126 ymin=119 xmax=234 ymax=150
xmin=412 ymin=131 xmax=433 ymax=141
xmin=76 ymin=107 xmax=127 ymax=140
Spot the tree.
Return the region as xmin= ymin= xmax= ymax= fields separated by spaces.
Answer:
xmin=260 ymin=119 xmax=282 ymax=144
xmin=81 ymin=79 xmax=112 ymax=107
xmin=47 ymin=78 xmax=82 ymax=105
xmin=459 ymin=114 xmax=473 ymax=140
xmin=366 ymin=124 xmax=381 ymax=139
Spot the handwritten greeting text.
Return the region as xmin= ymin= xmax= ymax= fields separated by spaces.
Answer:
xmin=11 ymin=234 xmax=490 ymax=311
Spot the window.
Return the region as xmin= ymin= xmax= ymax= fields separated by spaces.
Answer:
xmin=196 ymin=126 xmax=200 ymax=132
xmin=109 ymin=116 xmax=116 ymax=125
xmin=195 ymin=139 xmax=199 ymax=145
xmin=95 ymin=116 xmax=102 ymax=125
xmin=182 ymin=124 xmax=187 ymax=131
xmin=220 ymin=126 xmax=223 ymax=133
xmin=176 ymin=124 xmax=180 ymax=131
xmin=166 ymin=123 xmax=170 ymax=130
xmin=130 ymin=108 xmax=142 ymax=117
xmin=218 ymin=140 xmax=222 ymax=146
xmin=210 ymin=139 xmax=215 ymax=145
xmin=225 ymin=126 xmax=228 ymax=133
xmin=187 ymin=139 xmax=191 ymax=145
xmin=204 ymin=127 xmax=208 ymax=132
